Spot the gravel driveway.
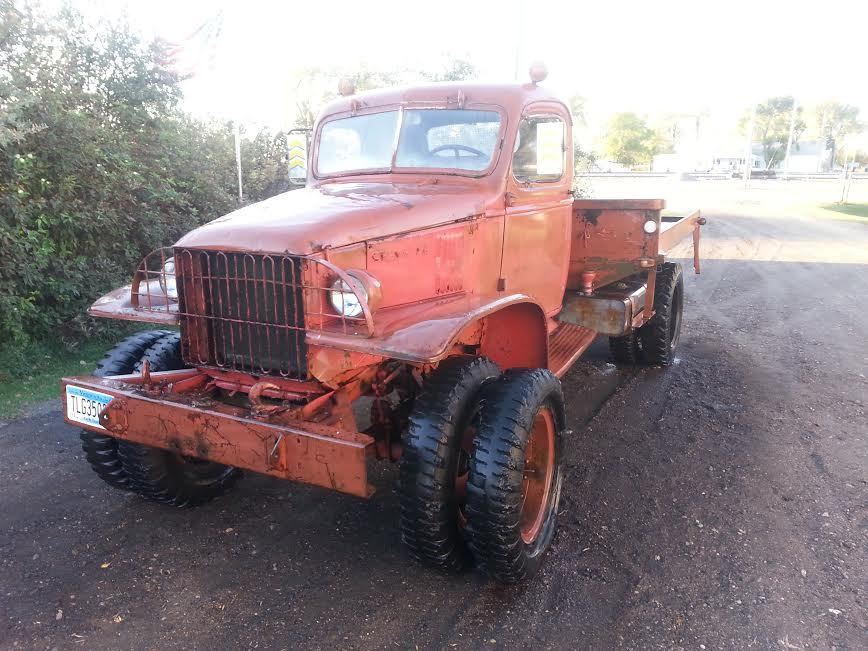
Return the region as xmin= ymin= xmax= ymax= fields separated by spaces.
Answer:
xmin=1 ymin=207 xmax=865 ymax=650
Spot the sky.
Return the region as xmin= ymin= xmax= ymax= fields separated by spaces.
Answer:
xmin=74 ymin=0 xmax=868 ymax=143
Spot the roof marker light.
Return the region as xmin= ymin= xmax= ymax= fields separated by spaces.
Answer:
xmin=529 ymin=62 xmax=548 ymax=84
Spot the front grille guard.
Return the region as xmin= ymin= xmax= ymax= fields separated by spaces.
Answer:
xmin=130 ymin=248 xmax=375 ymax=377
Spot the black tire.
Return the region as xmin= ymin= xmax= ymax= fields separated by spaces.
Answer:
xmin=80 ymin=330 xmax=172 ymax=491
xmin=117 ymin=443 xmax=241 ymax=507
xmin=639 ymin=262 xmax=684 ymax=367
xmin=399 ymin=356 xmax=500 ymax=571
xmin=117 ymin=333 xmax=241 ymax=507
xmin=93 ymin=330 xmax=173 ymax=379
xmin=466 ymin=369 xmax=566 ymax=584
xmin=133 ymin=332 xmax=183 ymax=373
xmin=609 ymin=331 xmax=642 ymax=365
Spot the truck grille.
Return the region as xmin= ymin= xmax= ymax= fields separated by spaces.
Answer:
xmin=175 ymin=249 xmax=308 ymax=379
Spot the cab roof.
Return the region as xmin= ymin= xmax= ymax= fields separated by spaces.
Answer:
xmin=318 ymin=82 xmax=567 ymax=121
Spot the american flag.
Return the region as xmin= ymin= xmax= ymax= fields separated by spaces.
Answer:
xmin=157 ymin=11 xmax=224 ymax=80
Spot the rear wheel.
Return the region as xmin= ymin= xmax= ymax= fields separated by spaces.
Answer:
xmin=609 ymin=331 xmax=642 ymax=365
xmin=399 ymin=356 xmax=500 ymax=571
xmin=466 ymin=369 xmax=565 ymax=583
xmin=639 ymin=262 xmax=684 ymax=366
xmin=118 ymin=332 xmax=241 ymax=507
xmin=80 ymin=330 xmax=172 ymax=491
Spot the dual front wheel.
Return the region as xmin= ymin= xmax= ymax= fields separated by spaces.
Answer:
xmin=80 ymin=330 xmax=240 ymax=507
xmin=400 ymin=357 xmax=565 ymax=583
xmin=81 ymin=333 xmax=563 ymax=582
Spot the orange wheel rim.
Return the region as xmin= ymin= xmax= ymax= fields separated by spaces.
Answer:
xmin=454 ymin=422 xmax=476 ymax=529
xmin=520 ymin=407 xmax=556 ymax=544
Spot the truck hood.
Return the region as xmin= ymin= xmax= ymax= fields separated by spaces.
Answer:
xmin=174 ymin=182 xmax=491 ymax=254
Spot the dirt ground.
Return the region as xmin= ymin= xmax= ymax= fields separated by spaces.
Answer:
xmin=1 ymin=180 xmax=866 ymax=650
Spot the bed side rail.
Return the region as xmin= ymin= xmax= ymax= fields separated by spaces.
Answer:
xmin=659 ymin=210 xmax=706 ymax=274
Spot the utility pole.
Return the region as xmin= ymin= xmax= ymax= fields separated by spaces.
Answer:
xmin=840 ymin=143 xmax=857 ymax=203
xmin=234 ymin=122 xmax=243 ymax=203
xmin=743 ymin=103 xmax=756 ymax=190
xmin=782 ymin=97 xmax=798 ymax=179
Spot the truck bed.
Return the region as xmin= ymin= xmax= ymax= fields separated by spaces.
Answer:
xmin=568 ymin=199 xmax=703 ymax=293
xmin=556 ymin=200 xmax=704 ymax=340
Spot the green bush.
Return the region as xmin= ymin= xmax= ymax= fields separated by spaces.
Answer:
xmin=0 ymin=3 xmax=289 ymax=372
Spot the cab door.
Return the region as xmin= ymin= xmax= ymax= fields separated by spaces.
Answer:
xmin=499 ymin=103 xmax=573 ymax=316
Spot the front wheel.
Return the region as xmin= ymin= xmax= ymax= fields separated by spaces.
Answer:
xmin=80 ymin=330 xmax=173 ymax=491
xmin=466 ymin=369 xmax=566 ymax=583
xmin=118 ymin=332 xmax=241 ymax=507
xmin=398 ymin=356 xmax=500 ymax=571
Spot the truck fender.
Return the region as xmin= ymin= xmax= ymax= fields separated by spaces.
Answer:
xmin=474 ymin=302 xmax=548 ymax=370
xmin=309 ymin=294 xmax=549 ymax=368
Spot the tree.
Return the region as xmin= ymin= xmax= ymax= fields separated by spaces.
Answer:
xmin=0 ymin=2 xmax=242 ymax=357
xmin=241 ymin=127 xmax=292 ymax=201
xmin=603 ymin=113 xmax=657 ymax=167
xmin=568 ymin=96 xmax=586 ymax=128
xmin=814 ymin=102 xmax=863 ymax=166
xmin=742 ymin=97 xmax=805 ymax=169
xmin=423 ymin=56 xmax=478 ymax=82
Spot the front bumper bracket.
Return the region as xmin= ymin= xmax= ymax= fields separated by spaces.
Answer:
xmin=62 ymin=375 xmax=374 ymax=497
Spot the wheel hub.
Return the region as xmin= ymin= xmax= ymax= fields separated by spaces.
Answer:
xmin=519 ymin=407 xmax=556 ymax=544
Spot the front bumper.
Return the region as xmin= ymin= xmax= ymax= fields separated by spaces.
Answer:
xmin=62 ymin=371 xmax=374 ymax=497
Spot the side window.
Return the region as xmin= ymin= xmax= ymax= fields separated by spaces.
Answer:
xmin=512 ymin=115 xmax=565 ymax=182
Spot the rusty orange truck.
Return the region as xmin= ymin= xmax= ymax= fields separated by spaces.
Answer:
xmin=63 ymin=69 xmax=704 ymax=583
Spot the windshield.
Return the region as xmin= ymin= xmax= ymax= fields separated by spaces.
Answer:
xmin=317 ymin=109 xmax=502 ymax=176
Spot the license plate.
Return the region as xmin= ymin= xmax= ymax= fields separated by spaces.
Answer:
xmin=65 ymin=385 xmax=113 ymax=429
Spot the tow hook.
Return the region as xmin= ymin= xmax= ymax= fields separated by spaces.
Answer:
xmin=99 ymin=399 xmax=128 ymax=433
xmin=140 ymin=358 xmax=152 ymax=387
xmin=248 ymin=381 xmax=286 ymax=418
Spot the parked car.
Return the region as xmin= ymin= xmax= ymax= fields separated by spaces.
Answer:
xmin=731 ymin=168 xmax=776 ymax=179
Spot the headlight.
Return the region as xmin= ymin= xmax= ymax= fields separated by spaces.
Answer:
xmin=159 ymin=257 xmax=178 ymax=299
xmin=329 ymin=276 xmax=366 ymax=318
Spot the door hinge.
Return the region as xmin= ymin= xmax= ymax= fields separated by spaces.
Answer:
xmin=497 ymin=278 xmax=506 ymax=292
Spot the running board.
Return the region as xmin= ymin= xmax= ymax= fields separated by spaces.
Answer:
xmin=548 ymin=322 xmax=597 ymax=378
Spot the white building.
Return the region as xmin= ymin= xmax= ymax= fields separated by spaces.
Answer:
xmin=779 ymin=140 xmax=833 ymax=173
xmin=653 ymin=144 xmax=765 ymax=174
xmin=710 ymin=146 xmax=766 ymax=174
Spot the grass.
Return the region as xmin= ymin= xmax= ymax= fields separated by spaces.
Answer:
xmin=818 ymin=202 xmax=868 ymax=222
xmin=0 ymin=339 xmax=108 ymax=421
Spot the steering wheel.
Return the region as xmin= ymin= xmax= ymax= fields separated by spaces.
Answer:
xmin=429 ymin=144 xmax=487 ymax=159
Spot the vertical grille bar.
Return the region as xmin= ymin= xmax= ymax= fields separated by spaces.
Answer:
xmin=177 ymin=249 xmax=308 ymax=379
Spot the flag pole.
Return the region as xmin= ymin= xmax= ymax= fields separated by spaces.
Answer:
xmin=234 ymin=122 xmax=243 ymax=202
xmin=513 ymin=0 xmax=523 ymax=80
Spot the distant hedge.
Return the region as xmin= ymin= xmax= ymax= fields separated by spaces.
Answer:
xmin=0 ymin=4 xmax=290 ymax=364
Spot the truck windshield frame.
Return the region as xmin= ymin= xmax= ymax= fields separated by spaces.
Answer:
xmin=315 ymin=107 xmax=506 ymax=179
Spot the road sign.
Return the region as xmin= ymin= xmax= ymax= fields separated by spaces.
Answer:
xmin=287 ymin=129 xmax=310 ymax=186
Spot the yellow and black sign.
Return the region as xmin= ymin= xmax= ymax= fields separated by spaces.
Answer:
xmin=287 ymin=130 xmax=308 ymax=185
